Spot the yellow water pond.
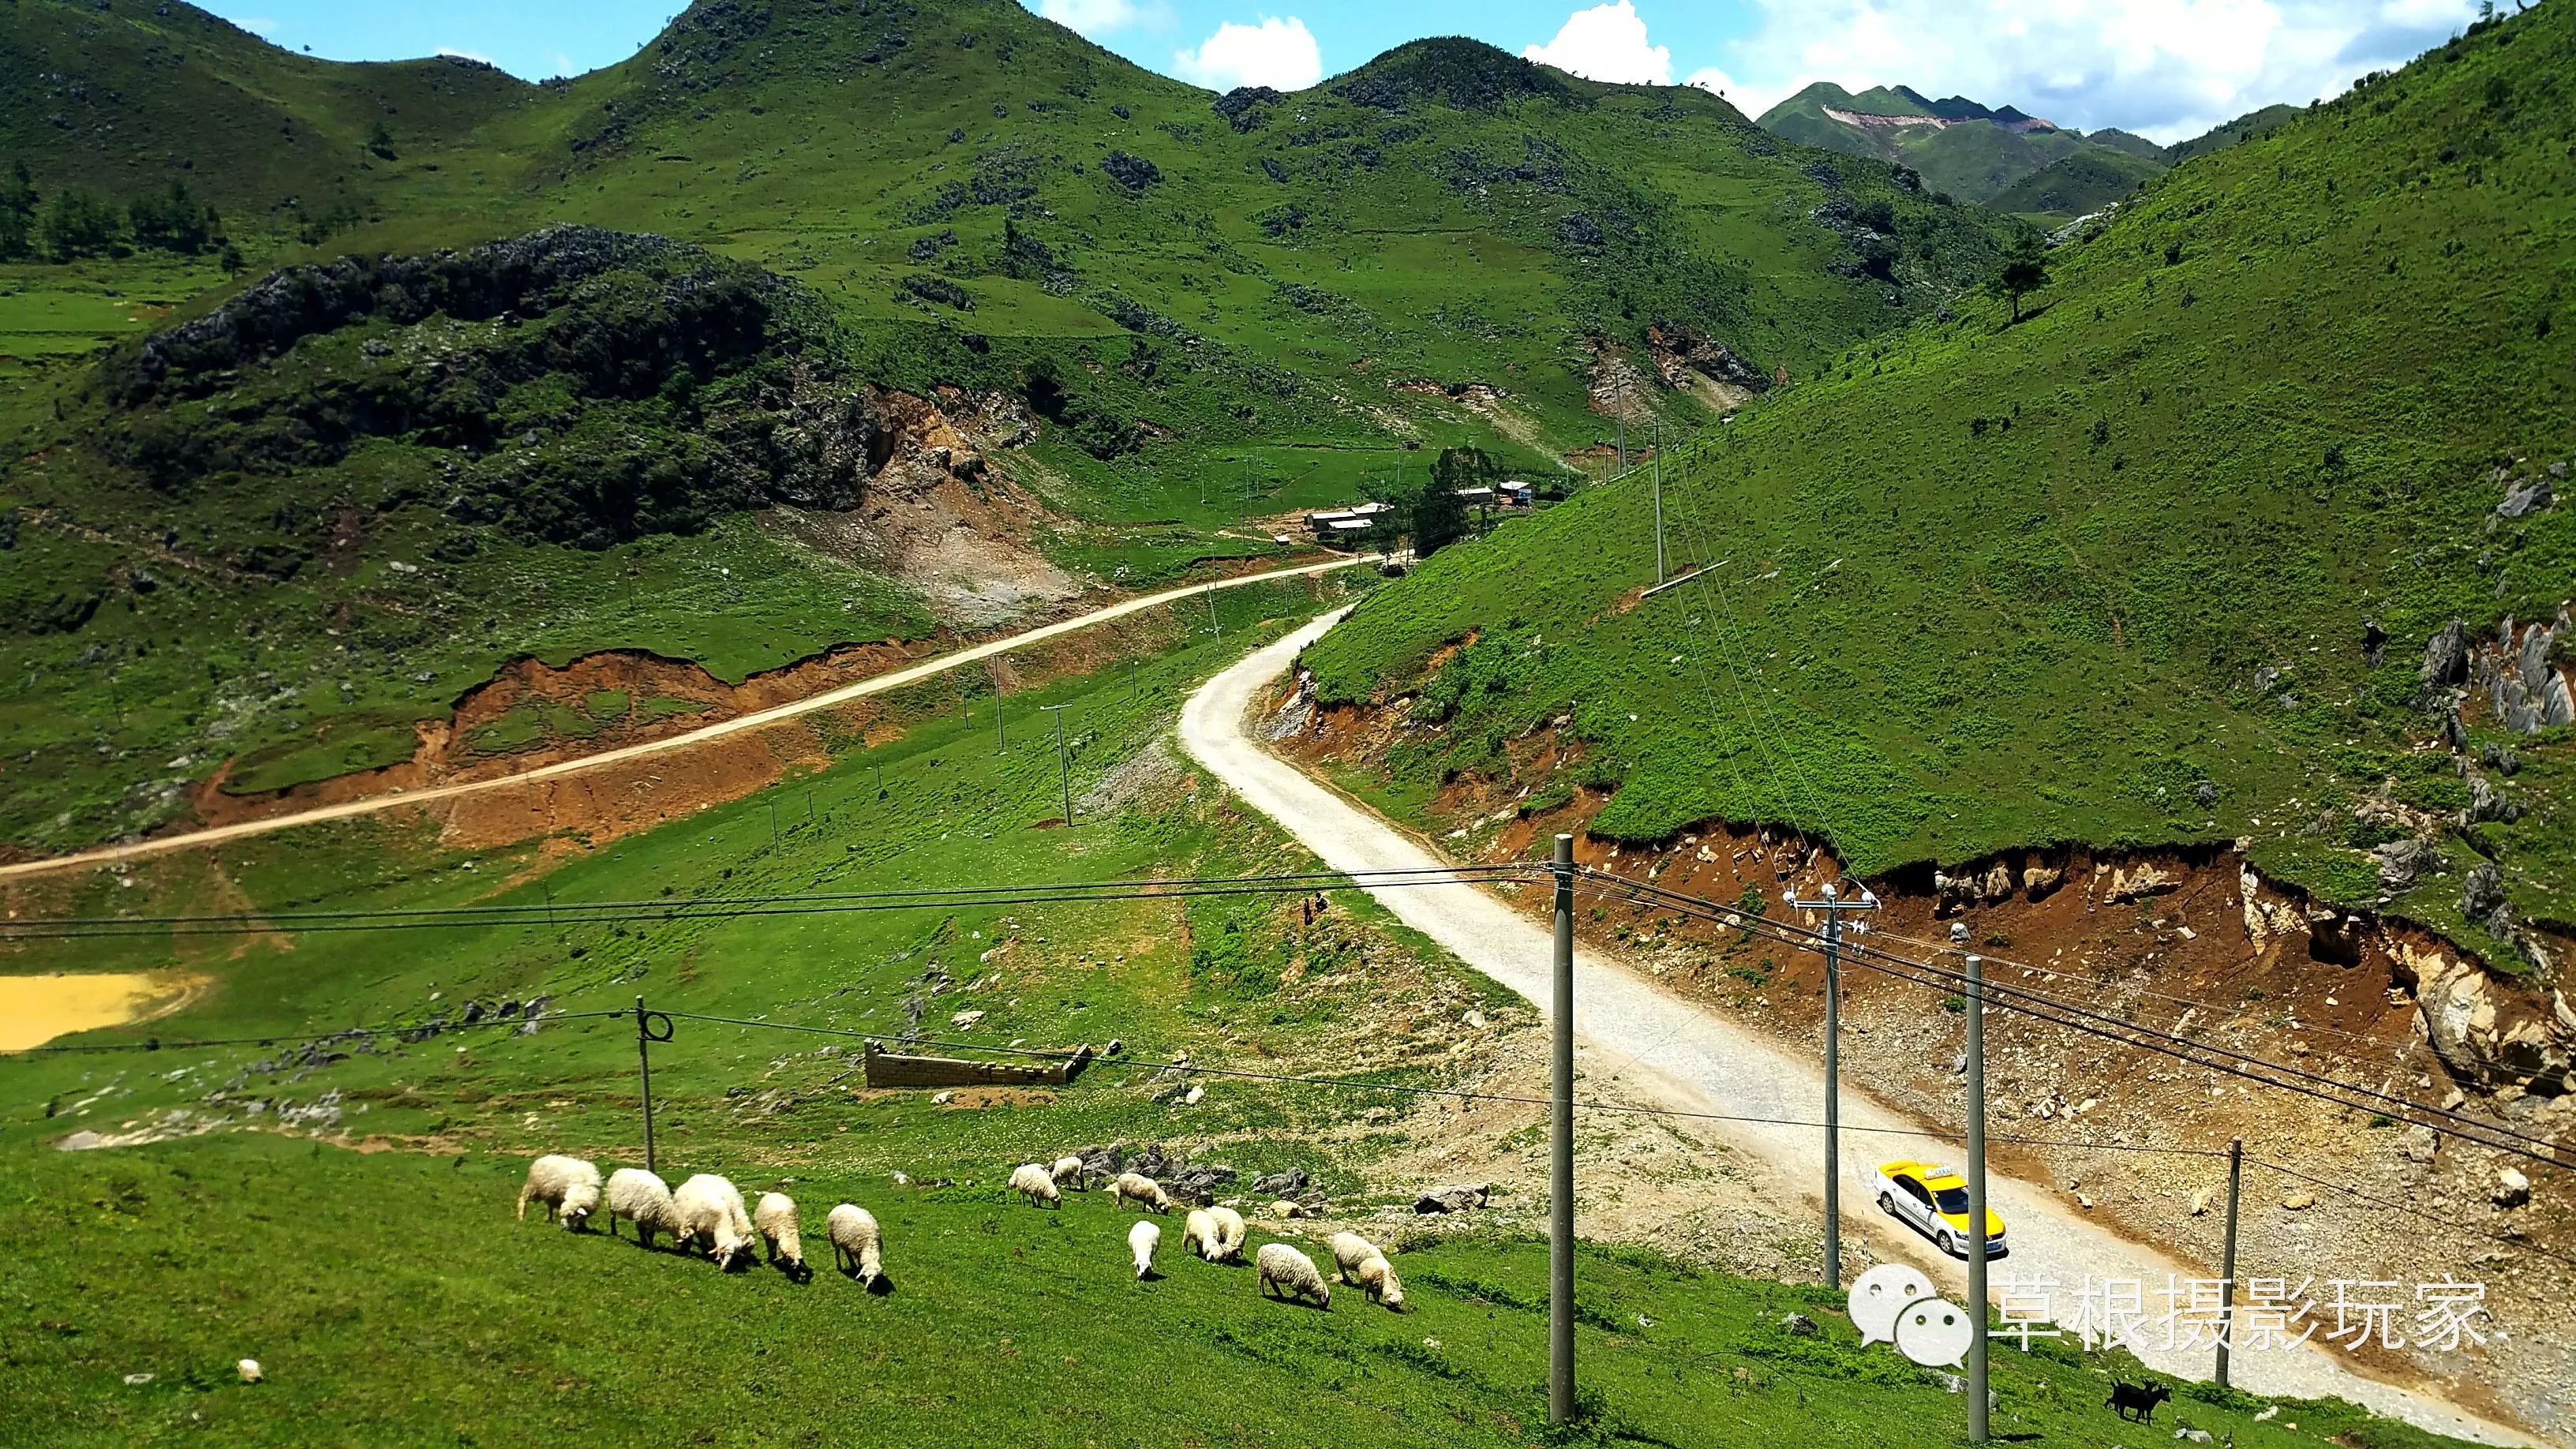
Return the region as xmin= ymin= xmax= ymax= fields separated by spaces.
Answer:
xmin=0 ymin=972 xmax=197 ymax=1052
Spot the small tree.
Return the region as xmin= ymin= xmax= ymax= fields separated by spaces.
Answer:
xmin=365 ymin=118 xmax=396 ymax=160
xmin=0 ymin=160 xmax=33 ymax=260
xmin=129 ymin=179 xmax=212 ymax=254
xmin=1987 ymin=230 xmax=2050 ymax=324
xmin=1419 ymin=446 xmax=1493 ymax=556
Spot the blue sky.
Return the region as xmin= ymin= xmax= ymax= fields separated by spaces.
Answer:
xmin=200 ymin=0 xmax=2479 ymax=145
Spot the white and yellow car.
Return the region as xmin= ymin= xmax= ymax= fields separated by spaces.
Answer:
xmin=1874 ymin=1159 xmax=2006 ymax=1260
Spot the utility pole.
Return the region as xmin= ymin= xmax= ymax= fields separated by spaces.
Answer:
xmin=1548 ymin=832 xmax=1576 ymax=1426
xmin=768 ymin=798 xmax=779 ymax=844
xmin=991 ymin=665 xmax=1007 ymax=751
xmin=1964 ymin=952 xmax=1991 ymax=1445
xmin=634 ymin=996 xmax=665 ymax=1176
xmin=1651 ymin=413 xmax=1666 ymax=586
xmin=2215 ymin=1136 xmax=2245 ymax=1388
xmin=1784 ymin=880 xmax=1878 ymax=1286
xmin=1206 ymin=586 xmax=1221 ymax=638
xmin=1039 ymin=704 xmax=1073 ymax=826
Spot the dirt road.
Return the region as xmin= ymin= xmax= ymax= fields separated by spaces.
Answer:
xmin=1179 ymin=609 xmax=2537 ymax=1447
xmin=2 ymin=558 xmax=1364 ymax=884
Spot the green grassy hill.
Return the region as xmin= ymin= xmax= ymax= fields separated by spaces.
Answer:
xmin=1757 ymin=82 xmax=2166 ymax=206
xmin=0 ymin=0 xmax=2023 ymax=854
xmin=1986 ymin=146 xmax=2170 ymax=225
xmin=0 ymin=0 xmax=541 ymax=223
xmin=0 ymin=596 xmax=2477 ymax=1449
xmin=1303 ymin=5 xmax=2576 ymax=962
xmin=2170 ymin=103 xmax=2305 ymax=163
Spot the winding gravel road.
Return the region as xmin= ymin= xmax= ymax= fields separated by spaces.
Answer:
xmin=1180 ymin=608 xmax=2536 ymax=1447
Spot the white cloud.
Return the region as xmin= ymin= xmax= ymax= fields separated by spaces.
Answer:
xmin=1173 ymin=16 xmax=1324 ymax=92
xmin=1522 ymin=2 xmax=1672 ymax=85
xmin=1039 ymin=0 xmax=1151 ymax=36
xmin=1705 ymin=0 xmax=2480 ymax=144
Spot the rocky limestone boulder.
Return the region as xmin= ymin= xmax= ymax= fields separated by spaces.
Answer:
xmin=2373 ymin=838 xmax=2444 ymax=894
xmin=1415 ymin=1183 xmax=1492 ymax=1215
xmin=2406 ymin=945 xmax=2573 ymax=1091
xmin=2418 ymin=618 xmax=2471 ymax=709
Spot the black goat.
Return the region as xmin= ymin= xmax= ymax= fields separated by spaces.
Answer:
xmin=2108 ymin=1380 xmax=2173 ymax=1423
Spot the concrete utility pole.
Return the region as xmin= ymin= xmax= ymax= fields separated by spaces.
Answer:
xmin=1651 ymin=413 xmax=1666 ymax=586
xmin=1965 ymin=952 xmax=1991 ymax=1445
xmin=1205 ymin=586 xmax=1221 ymax=638
xmin=2215 ymin=1136 xmax=2245 ymax=1388
xmin=1784 ymin=880 xmax=1878 ymax=1286
xmin=1039 ymin=704 xmax=1073 ymax=826
xmin=1549 ymin=832 xmax=1577 ymax=1426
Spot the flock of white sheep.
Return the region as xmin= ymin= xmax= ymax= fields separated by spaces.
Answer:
xmin=517 ymin=1150 xmax=1401 ymax=1311
xmin=515 ymin=1154 xmax=880 ymax=1286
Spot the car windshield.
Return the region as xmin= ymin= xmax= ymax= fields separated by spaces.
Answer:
xmin=1934 ymin=1186 xmax=1971 ymax=1215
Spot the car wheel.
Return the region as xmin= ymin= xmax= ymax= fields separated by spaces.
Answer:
xmin=1936 ymin=1230 xmax=1956 ymax=1257
xmin=1878 ymin=1193 xmax=1896 ymax=1217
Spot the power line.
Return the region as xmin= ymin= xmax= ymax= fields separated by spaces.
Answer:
xmin=2248 ymin=1157 xmax=2576 ymax=1274
xmin=0 ymin=865 xmax=1545 ymax=940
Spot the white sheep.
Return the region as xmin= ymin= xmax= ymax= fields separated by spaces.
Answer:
xmin=1181 ymin=1208 xmax=1223 ymax=1261
xmin=1256 ymin=1242 xmax=1331 ymax=1308
xmin=1270 ymin=1199 xmax=1307 ymax=1220
xmin=516 ymin=1155 xmax=602 ymax=1230
xmin=605 ymin=1167 xmax=676 ymax=1249
xmin=1327 ymin=1230 xmax=1380 ymax=1282
xmin=1113 ymin=1171 xmax=1175 ymax=1215
xmin=1355 ymin=1256 xmax=1405 ymax=1309
xmin=672 ymin=1174 xmax=755 ymax=1269
xmin=1050 ymin=1155 xmax=1088 ymax=1189
xmin=1329 ymin=1233 xmax=1406 ymax=1310
xmin=1206 ymin=1205 xmax=1247 ymax=1262
xmin=826 ymin=1203 xmax=883 ymax=1287
xmin=1129 ymin=1219 xmax=1161 ymax=1279
xmin=1009 ymin=1163 xmax=1062 ymax=1208
xmin=754 ymin=1192 xmax=807 ymax=1277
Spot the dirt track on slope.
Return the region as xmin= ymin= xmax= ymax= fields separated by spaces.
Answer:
xmin=0 ymin=557 xmax=1364 ymax=884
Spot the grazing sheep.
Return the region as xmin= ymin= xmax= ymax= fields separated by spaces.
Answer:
xmin=1114 ymin=1171 xmax=1175 ymax=1215
xmin=605 ymin=1168 xmax=677 ymax=1249
xmin=1181 ymin=1208 xmax=1223 ymax=1261
xmin=1050 ymin=1155 xmax=1088 ymax=1189
xmin=1009 ymin=1163 xmax=1062 ymax=1208
xmin=754 ymin=1192 xmax=808 ymax=1278
xmin=1255 ymin=1242 xmax=1331 ymax=1308
xmin=826 ymin=1204 xmax=883 ymax=1287
xmin=1354 ymin=1256 xmax=1405 ymax=1309
xmin=672 ymin=1174 xmax=755 ymax=1269
xmin=1129 ymin=1219 xmax=1161 ymax=1279
xmin=1327 ymin=1231 xmax=1381 ymax=1283
xmin=1206 ymin=1206 xmax=1247 ymax=1262
xmin=517 ymin=1155 xmax=602 ymax=1230
xmin=1270 ymin=1199 xmax=1307 ymax=1220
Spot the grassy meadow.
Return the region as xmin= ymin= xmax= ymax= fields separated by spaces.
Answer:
xmin=0 ymin=576 xmax=2476 ymax=1448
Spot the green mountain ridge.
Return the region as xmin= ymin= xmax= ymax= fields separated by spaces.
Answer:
xmin=0 ymin=0 xmax=2017 ymax=853
xmin=1306 ymin=5 xmax=2576 ymax=966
